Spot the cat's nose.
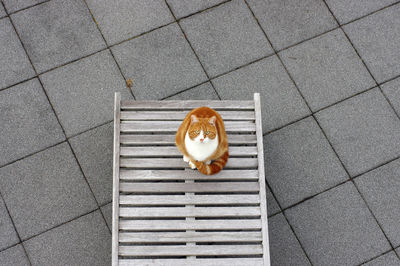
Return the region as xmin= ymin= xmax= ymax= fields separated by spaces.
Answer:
xmin=200 ymin=138 xmax=204 ymax=142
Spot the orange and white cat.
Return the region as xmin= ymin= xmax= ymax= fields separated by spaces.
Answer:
xmin=175 ymin=107 xmax=229 ymax=175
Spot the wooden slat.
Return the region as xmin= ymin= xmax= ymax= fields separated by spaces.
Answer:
xmin=112 ymin=93 xmax=120 ymax=266
xmin=120 ymin=182 xmax=259 ymax=193
xmin=120 ymin=146 xmax=257 ymax=157
xmin=119 ymin=219 xmax=262 ymax=231
xmin=119 ymin=207 xmax=260 ymax=218
xmin=119 ymin=244 xmax=263 ymax=256
xmin=255 ymin=93 xmax=271 ymax=266
xmin=119 ymin=231 xmax=262 ymax=243
xmin=119 ymin=258 xmax=263 ymax=266
xmin=120 ymin=100 xmax=254 ymax=110
xmin=120 ymin=194 xmax=260 ymax=205
xmin=120 ymin=158 xmax=258 ymax=168
xmin=120 ymin=134 xmax=257 ymax=145
xmin=120 ymin=169 xmax=258 ymax=181
xmin=120 ymin=121 xmax=255 ymax=133
xmin=121 ymin=110 xmax=255 ymax=121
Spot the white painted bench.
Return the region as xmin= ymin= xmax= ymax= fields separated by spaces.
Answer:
xmin=112 ymin=93 xmax=270 ymax=265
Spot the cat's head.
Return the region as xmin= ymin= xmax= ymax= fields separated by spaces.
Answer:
xmin=187 ymin=115 xmax=217 ymax=144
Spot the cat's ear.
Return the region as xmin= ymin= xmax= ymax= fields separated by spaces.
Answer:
xmin=191 ymin=115 xmax=199 ymax=123
xmin=209 ymin=116 xmax=216 ymax=126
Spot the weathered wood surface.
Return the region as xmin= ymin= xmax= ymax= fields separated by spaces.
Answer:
xmin=113 ymin=93 xmax=269 ymax=266
xmin=120 ymin=134 xmax=257 ymax=145
xmin=119 ymin=169 xmax=259 ymax=180
xmin=121 ymin=110 xmax=255 ymax=120
xmin=119 ymin=258 xmax=264 ymax=266
xmin=120 ymin=121 xmax=256 ymax=132
xmin=119 ymin=219 xmax=262 ymax=231
xmin=120 ymin=146 xmax=257 ymax=157
xmin=120 ymin=100 xmax=254 ymax=110
xmin=119 ymin=244 xmax=263 ymax=256
xmin=119 ymin=158 xmax=258 ymax=168
xmin=119 ymin=194 xmax=260 ymax=205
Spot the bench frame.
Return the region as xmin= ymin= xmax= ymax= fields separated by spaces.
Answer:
xmin=112 ymin=93 xmax=270 ymax=265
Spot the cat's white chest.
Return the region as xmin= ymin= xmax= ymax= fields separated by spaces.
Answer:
xmin=185 ymin=131 xmax=218 ymax=162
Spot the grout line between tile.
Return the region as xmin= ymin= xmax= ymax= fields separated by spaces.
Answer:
xmin=358 ymin=248 xmax=398 ymax=265
xmin=6 ymin=6 xmax=111 ymax=237
xmin=321 ymin=0 xmax=400 ymax=259
xmin=0 ymin=192 xmax=32 ymax=266
xmin=163 ymin=0 xmax=222 ymax=100
xmin=82 ymin=0 xmax=136 ymax=100
xmin=245 ymin=0 xmax=400 ymax=263
xmin=4 ymin=0 xmax=51 ymax=16
xmin=323 ymin=0 xmax=400 ymax=122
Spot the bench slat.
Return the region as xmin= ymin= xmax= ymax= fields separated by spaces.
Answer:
xmin=119 ymin=258 xmax=263 ymax=266
xmin=119 ymin=182 xmax=259 ymax=193
xmin=120 ymin=158 xmax=258 ymax=168
xmin=119 ymin=231 xmax=262 ymax=243
xmin=120 ymin=121 xmax=255 ymax=132
xmin=120 ymin=100 xmax=254 ymax=110
xmin=119 ymin=194 xmax=260 ymax=205
xmin=120 ymin=134 xmax=257 ymax=145
xmin=119 ymin=219 xmax=262 ymax=231
xmin=119 ymin=244 xmax=263 ymax=256
xmin=120 ymin=146 xmax=257 ymax=157
xmin=119 ymin=206 xmax=261 ymax=218
xmin=119 ymin=169 xmax=259 ymax=181
xmin=121 ymin=111 xmax=255 ymax=121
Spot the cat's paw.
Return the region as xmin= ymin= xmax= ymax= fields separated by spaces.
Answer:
xmin=189 ymin=161 xmax=196 ymax=169
xmin=183 ymin=155 xmax=190 ymax=162
xmin=205 ymin=160 xmax=211 ymax=165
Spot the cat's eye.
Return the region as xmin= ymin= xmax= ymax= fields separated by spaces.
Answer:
xmin=195 ymin=130 xmax=200 ymax=134
xmin=205 ymin=131 xmax=210 ymax=135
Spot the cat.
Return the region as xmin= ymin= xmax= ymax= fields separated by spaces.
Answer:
xmin=175 ymin=106 xmax=229 ymax=175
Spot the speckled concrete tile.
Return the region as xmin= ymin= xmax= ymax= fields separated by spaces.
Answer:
xmin=180 ymin=0 xmax=273 ymax=77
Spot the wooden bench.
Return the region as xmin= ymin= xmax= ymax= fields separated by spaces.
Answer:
xmin=112 ymin=93 xmax=270 ymax=265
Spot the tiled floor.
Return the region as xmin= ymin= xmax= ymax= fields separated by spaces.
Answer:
xmin=0 ymin=0 xmax=400 ymax=265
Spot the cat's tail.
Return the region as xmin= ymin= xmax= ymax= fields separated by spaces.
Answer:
xmin=193 ymin=151 xmax=229 ymax=175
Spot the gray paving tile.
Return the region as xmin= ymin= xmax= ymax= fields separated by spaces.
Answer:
xmin=0 ymin=245 xmax=29 ymax=266
xmin=87 ymin=0 xmax=174 ymax=45
xmin=40 ymin=50 xmax=131 ymax=137
xmin=381 ymin=77 xmax=400 ymax=116
xmin=268 ymin=213 xmax=310 ymax=266
xmin=112 ymin=23 xmax=207 ymax=100
xmin=180 ymin=0 xmax=273 ymax=77
xmin=0 ymin=3 xmax=6 ymax=18
xmin=325 ymin=0 xmax=397 ymax=24
xmin=280 ymin=29 xmax=375 ymax=111
xmin=362 ymin=251 xmax=400 ymax=266
xmin=3 ymin=0 xmax=47 ymax=13
xmin=247 ymin=0 xmax=337 ymax=50
xmin=0 ymin=197 xmax=19 ymax=251
xmin=0 ymin=79 xmax=64 ymax=167
xmin=355 ymin=159 xmax=400 ymax=247
xmin=266 ymin=186 xmax=280 ymax=217
xmin=343 ymin=5 xmax=400 ymax=83
xmin=0 ymin=18 xmax=35 ymax=90
xmin=24 ymin=211 xmax=111 ymax=266
xmin=264 ymin=117 xmax=348 ymax=208
xmin=286 ymin=182 xmax=391 ymax=265
xmin=100 ymin=203 xmax=112 ymax=231
xmin=315 ymin=88 xmax=400 ymax=176
xmin=0 ymin=143 xmax=97 ymax=240
xmin=213 ymin=56 xmax=310 ymax=133
xmin=397 ymin=248 xmax=400 ymax=259
xmin=165 ymin=82 xmax=218 ymax=100
xmin=11 ymin=0 xmax=106 ymax=73
xmin=166 ymin=0 xmax=225 ymax=18
xmin=70 ymin=122 xmax=113 ymax=205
